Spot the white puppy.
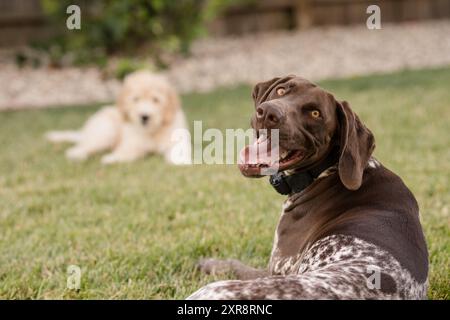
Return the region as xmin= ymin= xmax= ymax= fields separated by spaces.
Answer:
xmin=46 ymin=71 xmax=191 ymax=165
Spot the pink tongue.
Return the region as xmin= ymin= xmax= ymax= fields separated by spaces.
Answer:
xmin=239 ymin=138 xmax=279 ymax=165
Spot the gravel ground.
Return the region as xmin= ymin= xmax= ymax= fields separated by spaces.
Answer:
xmin=1 ymin=20 xmax=450 ymax=110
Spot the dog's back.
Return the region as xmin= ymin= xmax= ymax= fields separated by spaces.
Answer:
xmin=188 ymin=75 xmax=428 ymax=300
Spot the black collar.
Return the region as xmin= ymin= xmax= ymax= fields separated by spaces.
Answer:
xmin=269 ymin=155 xmax=338 ymax=195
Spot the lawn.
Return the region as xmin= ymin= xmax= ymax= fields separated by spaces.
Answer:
xmin=0 ymin=67 xmax=449 ymax=299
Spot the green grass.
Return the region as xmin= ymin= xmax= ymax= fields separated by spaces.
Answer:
xmin=0 ymin=67 xmax=449 ymax=299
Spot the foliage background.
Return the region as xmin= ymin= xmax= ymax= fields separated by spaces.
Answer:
xmin=39 ymin=0 xmax=245 ymax=68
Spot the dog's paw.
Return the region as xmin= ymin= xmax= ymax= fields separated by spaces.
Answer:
xmin=197 ymin=258 xmax=234 ymax=276
xmin=45 ymin=130 xmax=80 ymax=143
xmin=45 ymin=131 xmax=60 ymax=142
xmin=101 ymin=153 xmax=119 ymax=165
xmin=65 ymin=147 xmax=87 ymax=161
xmin=101 ymin=153 xmax=132 ymax=164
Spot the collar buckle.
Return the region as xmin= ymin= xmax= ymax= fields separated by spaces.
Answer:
xmin=269 ymin=151 xmax=339 ymax=196
xmin=269 ymin=172 xmax=292 ymax=195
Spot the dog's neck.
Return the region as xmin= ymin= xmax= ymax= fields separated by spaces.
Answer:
xmin=269 ymin=147 xmax=339 ymax=195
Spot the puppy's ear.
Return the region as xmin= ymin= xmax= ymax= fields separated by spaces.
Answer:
xmin=116 ymin=84 xmax=130 ymax=121
xmin=336 ymin=100 xmax=375 ymax=190
xmin=252 ymin=75 xmax=295 ymax=106
xmin=162 ymin=85 xmax=181 ymax=126
xmin=167 ymin=85 xmax=181 ymax=110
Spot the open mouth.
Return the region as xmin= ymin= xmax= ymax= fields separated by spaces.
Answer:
xmin=238 ymin=135 xmax=304 ymax=177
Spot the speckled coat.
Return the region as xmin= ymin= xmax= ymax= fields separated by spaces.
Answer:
xmin=188 ymin=159 xmax=428 ymax=300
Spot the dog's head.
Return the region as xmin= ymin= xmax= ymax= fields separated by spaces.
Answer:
xmin=238 ymin=75 xmax=375 ymax=190
xmin=117 ymin=71 xmax=180 ymax=133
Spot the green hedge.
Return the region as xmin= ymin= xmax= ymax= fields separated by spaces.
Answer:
xmin=40 ymin=0 xmax=244 ymax=66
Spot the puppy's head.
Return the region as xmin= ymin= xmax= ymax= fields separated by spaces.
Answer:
xmin=239 ymin=75 xmax=375 ymax=190
xmin=117 ymin=71 xmax=180 ymax=133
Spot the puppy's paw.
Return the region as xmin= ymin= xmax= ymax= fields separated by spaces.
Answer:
xmin=45 ymin=131 xmax=60 ymax=142
xmin=197 ymin=258 xmax=234 ymax=276
xmin=45 ymin=130 xmax=80 ymax=143
xmin=66 ymin=147 xmax=88 ymax=161
xmin=101 ymin=153 xmax=133 ymax=164
xmin=101 ymin=153 xmax=119 ymax=165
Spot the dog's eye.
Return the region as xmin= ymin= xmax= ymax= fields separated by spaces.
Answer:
xmin=133 ymin=96 xmax=140 ymax=102
xmin=311 ymin=110 xmax=321 ymax=118
xmin=276 ymin=88 xmax=286 ymax=96
xmin=152 ymin=97 xmax=160 ymax=104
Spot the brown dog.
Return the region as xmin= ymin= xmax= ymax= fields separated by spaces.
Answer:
xmin=188 ymin=75 xmax=428 ymax=299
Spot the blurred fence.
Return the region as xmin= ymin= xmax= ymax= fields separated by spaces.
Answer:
xmin=1 ymin=0 xmax=450 ymax=46
xmin=210 ymin=0 xmax=450 ymax=35
xmin=0 ymin=0 xmax=49 ymax=46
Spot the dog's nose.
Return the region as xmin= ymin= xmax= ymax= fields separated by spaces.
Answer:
xmin=256 ymin=104 xmax=283 ymax=129
xmin=140 ymin=114 xmax=150 ymax=125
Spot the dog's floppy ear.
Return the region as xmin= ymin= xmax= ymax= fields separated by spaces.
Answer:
xmin=116 ymin=84 xmax=130 ymax=121
xmin=336 ymin=100 xmax=375 ymax=190
xmin=116 ymin=72 xmax=139 ymax=122
xmin=252 ymin=75 xmax=295 ymax=106
xmin=162 ymin=83 xmax=181 ymax=126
